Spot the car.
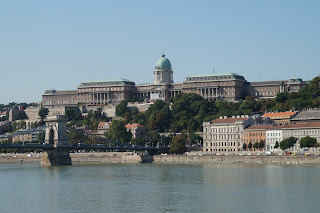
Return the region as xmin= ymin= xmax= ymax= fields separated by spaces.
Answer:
xmin=247 ymin=153 xmax=252 ymax=156
xmin=277 ymin=153 xmax=283 ymax=156
xmin=256 ymin=153 xmax=261 ymax=156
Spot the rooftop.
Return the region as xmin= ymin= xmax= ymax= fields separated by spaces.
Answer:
xmin=211 ymin=117 xmax=247 ymax=124
xmin=262 ymin=111 xmax=297 ymax=117
xmin=188 ymin=73 xmax=243 ymax=78
xmin=244 ymin=125 xmax=270 ymax=130
xmin=83 ymin=78 xmax=134 ymax=84
xmin=291 ymin=110 xmax=320 ymax=121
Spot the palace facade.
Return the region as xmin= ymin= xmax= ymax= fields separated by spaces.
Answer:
xmin=42 ymin=54 xmax=308 ymax=108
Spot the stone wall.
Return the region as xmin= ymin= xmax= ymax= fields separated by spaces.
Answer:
xmin=2 ymin=153 xmax=320 ymax=165
xmin=24 ymin=107 xmax=41 ymax=121
xmin=152 ymin=155 xmax=320 ymax=165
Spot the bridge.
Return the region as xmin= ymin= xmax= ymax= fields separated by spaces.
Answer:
xmin=0 ymin=143 xmax=168 ymax=153
xmin=3 ymin=115 xmax=169 ymax=166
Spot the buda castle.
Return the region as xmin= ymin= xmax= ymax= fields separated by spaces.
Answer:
xmin=42 ymin=54 xmax=308 ymax=108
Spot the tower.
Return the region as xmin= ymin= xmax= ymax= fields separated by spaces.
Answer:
xmin=154 ymin=54 xmax=173 ymax=85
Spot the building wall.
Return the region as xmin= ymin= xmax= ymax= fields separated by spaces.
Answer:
xmin=265 ymin=129 xmax=283 ymax=152
xmin=243 ymin=129 xmax=266 ymax=150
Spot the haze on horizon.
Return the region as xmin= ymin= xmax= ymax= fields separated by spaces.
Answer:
xmin=0 ymin=0 xmax=319 ymax=104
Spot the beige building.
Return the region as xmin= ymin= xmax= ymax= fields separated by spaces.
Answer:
xmin=203 ymin=115 xmax=254 ymax=152
xmin=262 ymin=111 xmax=297 ymax=125
xmin=42 ymin=54 xmax=309 ymax=108
xmin=282 ymin=123 xmax=320 ymax=151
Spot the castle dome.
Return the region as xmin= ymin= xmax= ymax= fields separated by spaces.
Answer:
xmin=155 ymin=54 xmax=172 ymax=70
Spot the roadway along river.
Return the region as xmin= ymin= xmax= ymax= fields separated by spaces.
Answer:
xmin=1 ymin=163 xmax=319 ymax=212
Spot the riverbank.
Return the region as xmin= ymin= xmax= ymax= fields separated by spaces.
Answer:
xmin=2 ymin=152 xmax=320 ymax=165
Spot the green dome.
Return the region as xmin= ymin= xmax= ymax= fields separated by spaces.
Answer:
xmin=155 ymin=54 xmax=172 ymax=70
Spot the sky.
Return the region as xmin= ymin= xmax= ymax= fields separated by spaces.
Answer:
xmin=0 ymin=0 xmax=319 ymax=104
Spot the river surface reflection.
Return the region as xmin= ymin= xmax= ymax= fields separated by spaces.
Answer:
xmin=1 ymin=163 xmax=320 ymax=212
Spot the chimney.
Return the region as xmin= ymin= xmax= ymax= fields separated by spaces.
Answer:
xmin=219 ymin=116 xmax=223 ymax=119
xmin=241 ymin=115 xmax=244 ymax=118
xmin=224 ymin=116 xmax=227 ymax=119
xmin=236 ymin=115 xmax=240 ymax=118
xmin=232 ymin=116 xmax=235 ymax=118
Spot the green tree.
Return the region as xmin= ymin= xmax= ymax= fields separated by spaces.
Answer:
xmin=259 ymin=140 xmax=265 ymax=150
xmin=274 ymin=141 xmax=279 ymax=149
xmin=169 ymin=134 xmax=187 ymax=154
xmin=253 ymin=142 xmax=259 ymax=150
xmin=280 ymin=137 xmax=296 ymax=150
xmin=300 ymin=136 xmax=317 ymax=148
xmin=65 ymin=108 xmax=83 ymax=121
xmin=248 ymin=142 xmax=252 ymax=151
xmin=67 ymin=129 xmax=86 ymax=145
xmin=38 ymin=107 xmax=49 ymax=121
xmin=116 ymin=100 xmax=128 ymax=117
xmin=37 ymin=131 xmax=45 ymax=143
xmin=242 ymin=143 xmax=247 ymax=151
xmin=104 ymin=120 xmax=131 ymax=143
xmin=188 ymin=132 xmax=201 ymax=145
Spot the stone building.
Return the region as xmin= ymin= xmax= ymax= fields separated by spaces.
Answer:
xmin=203 ymin=115 xmax=254 ymax=152
xmin=282 ymin=123 xmax=320 ymax=152
xmin=265 ymin=125 xmax=283 ymax=152
xmin=290 ymin=109 xmax=320 ymax=124
xmin=262 ymin=111 xmax=297 ymax=125
xmin=242 ymin=125 xmax=269 ymax=151
xmin=42 ymin=54 xmax=309 ymax=108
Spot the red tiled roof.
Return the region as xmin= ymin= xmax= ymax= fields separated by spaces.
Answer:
xmin=244 ymin=125 xmax=269 ymax=130
xmin=266 ymin=125 xmax=283 ymax=130
xmin=211 ymin=117 xmax=247 ymax=124
xmin=125 ymin=124 xmax=145 ymax=128
xmin=98 ymin=122 xmax=110 ymax=129
xmin=305 ymin=123 xmax=320 ymax=128
xmin=262 ymin=112 xmax=296 ymax=117
xmin=283 ymin=123 xmax=307 ymax=129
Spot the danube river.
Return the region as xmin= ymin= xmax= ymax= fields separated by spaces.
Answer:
xmin=1 ymin=163 xmax=320 ymax=212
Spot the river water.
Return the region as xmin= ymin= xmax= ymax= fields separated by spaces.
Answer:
xmin=1 ymin=163 xmax=320 ymax=213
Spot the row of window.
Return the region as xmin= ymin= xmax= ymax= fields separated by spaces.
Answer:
xmin=187 ymin=76 xmax=236 ymax=82
xmin=205 ymin=142 xmax=239 ymax=147
xmin=79 ymin=87 xmax=124 ymax=92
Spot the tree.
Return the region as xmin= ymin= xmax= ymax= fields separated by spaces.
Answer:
xmin=248 ymin=142 xmax=252 ymax=151
xmin=116 ymin=100 xmax=128 ymax=117
xmin=169 ymin=134 xmax=187 ymax=154
xmin=242 ymin=143 xmax=247 ymax=151
xmin=259 ymin=140 xmax=265 ymax=150
xmin=104 ymin=120 xmax=131 ymax=143
xmin=37 ymin=131 xmax=45 ymax=143
xmin=253 ymin=142 xmax=259 ymax=150
xmin=280 ymin=137 xmax=296 ymax=150
xmin=38 ymin=107 xmax=49 ymax=121
xmin=300 ymin=136 xmax=317 ymax=148
xmin=68 ymin=129 xmax=86 ymax=145
xmin=188 ymin=132 xmax=201 ymax=145
xmin=274 ymin=141 xmax=279 ymax=149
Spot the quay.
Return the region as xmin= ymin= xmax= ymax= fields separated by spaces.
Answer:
xmin=2 ymin=152 xmax=320 ymax=165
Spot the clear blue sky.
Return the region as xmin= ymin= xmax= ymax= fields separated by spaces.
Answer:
xmin=1 ymin=0 xmax=319 ymax=104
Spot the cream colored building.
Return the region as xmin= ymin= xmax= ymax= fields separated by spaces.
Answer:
xmin=42 ymin=54 xmax=309 ymax=108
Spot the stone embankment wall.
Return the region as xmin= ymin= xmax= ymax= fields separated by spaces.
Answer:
xmin=1 ymin=153 xmax=320 ymax=165
xmin=152 ymin=155 xmax=320 ymax=165
xmin=70 ymin=153 xmax=152 ymax=164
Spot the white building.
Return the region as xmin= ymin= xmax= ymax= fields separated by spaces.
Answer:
xmin=265 ymin=126 xmax=283 ymax=152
